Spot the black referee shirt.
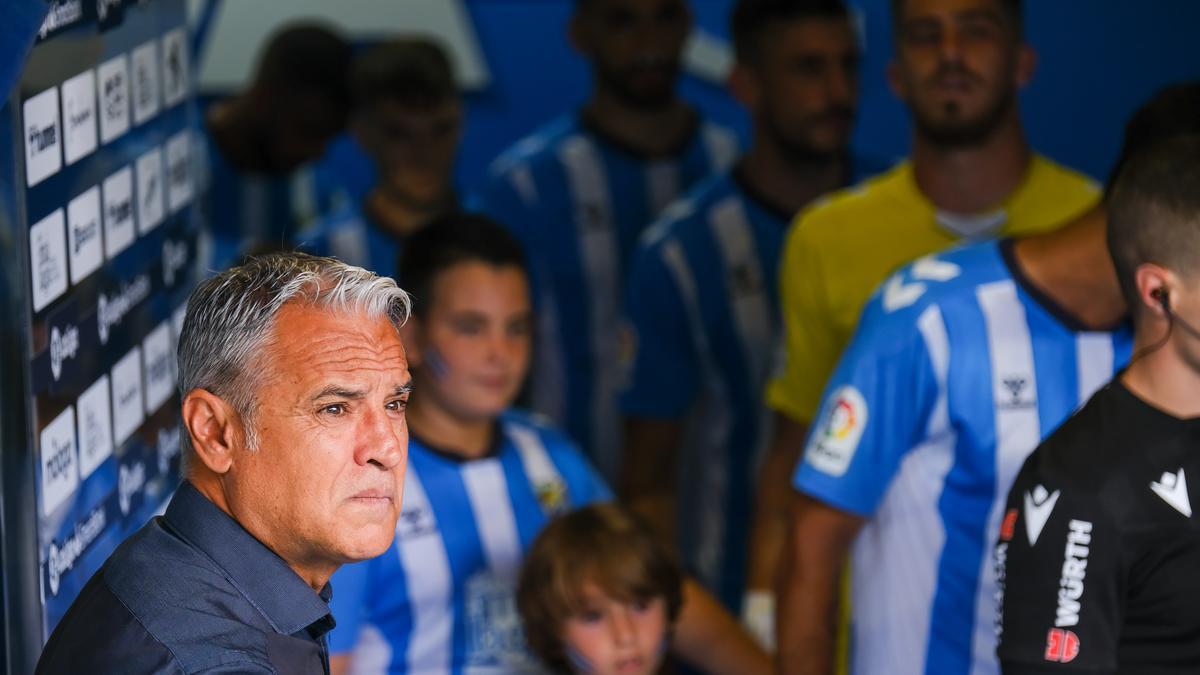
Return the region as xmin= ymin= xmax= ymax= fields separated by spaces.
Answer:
xmin=35 ymin=481 xmax=335 ymax=674
xmin=996 ymin=380 xmax=1200 ymax=674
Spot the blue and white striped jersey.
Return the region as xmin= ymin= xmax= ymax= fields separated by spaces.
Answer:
xmin=328 ymin=410 xmax=610 ymax=674
xmin=619 ymin=170 xmax=788 ymax=608
xmin=477 ymin=113 xmax=739 ymax=479
xmin=619 ymin=158 xmax=890 ymax=609
xmin=296 ymin=200 xmax=402 ymax=279
xmin=793 ymin=240 xmax=1132 ymax=675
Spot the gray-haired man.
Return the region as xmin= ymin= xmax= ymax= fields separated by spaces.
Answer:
xmin=36 ymin=253 xmax=413 ymax=675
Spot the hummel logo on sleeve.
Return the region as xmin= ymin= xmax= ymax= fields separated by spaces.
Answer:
xmin=1024 ymin=485 xmax=1061 ymax=546
xmin=1150 ymin=468 xmax=1192 ymax=518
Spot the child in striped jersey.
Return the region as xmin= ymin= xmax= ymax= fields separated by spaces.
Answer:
xmin=518 ymin=503 xmax=682 ymax=675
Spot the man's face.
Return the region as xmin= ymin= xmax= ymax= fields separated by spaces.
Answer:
xmin=740 ymin=16 xmax=860 ymax=161
xmin=408 ymin=262 xmax=531 ymax=423
xmin=889 ymin=0 xmax=1032 ymax=146
xmin=572 ymin=0 xmax=691 ymax=111
xmin=229 ymin=304 xmax=410 ymax=567
xmin=355 ymin=98 xmax=463 ymax=209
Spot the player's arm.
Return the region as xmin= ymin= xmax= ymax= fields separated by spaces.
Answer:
xmin=997 ymin=456 xmax=1121 ymax=675
xmin=618 ymin=240 xmax=699 ymax=545
xmin=673 ymin=578 xmax=772 ymax=675
xmin=329 ymin=654 xmax=350 ymax=675
xmin=742 ymin=412 xmax=808 ymax=648
xmin=746 ymin=222 xmax=840 ymax=625
xmin=619 ymin=417 xmax=684 ymax=542
xmin=775 ymin=284 xmax=943 ymax=672
xmin=776 ymin=494 xmax=864 ymax=674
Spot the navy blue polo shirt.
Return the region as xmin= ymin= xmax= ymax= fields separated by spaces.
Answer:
xmin=36 ymin=481 xmax=336 ymax=674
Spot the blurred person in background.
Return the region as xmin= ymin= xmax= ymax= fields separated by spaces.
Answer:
xmin=776 ymin=82 xmax=1200 ymax=675
xmin=618 ymin=0 xmax=886 ymax=626
xmin=477 ymin=0 xmax=739 ymax=481
xmin=301 ymin=38 xmax=462 ymax=278
xmin=201 ymin=22 xmax=351 ymax=268
xmin=749 ymin=0 xmax=1100 ymax=650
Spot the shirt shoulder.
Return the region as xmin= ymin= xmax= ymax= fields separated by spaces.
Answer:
xmin=100 ymin=522 xmax=286 ymax=673
xmin=639 ymin=173 xmax=738 ymax=251
xmin=1018 ymin=384 xmax=1129 ymax=499
xmin=485 ymin=115 xmax=583 ymax=179
xmin=789 ymin=162 xmax=918 ymax=243
xmin=1006 ymin=155 xmax=1101 ymax=233
xmin=856 ymin=240 xmax=1010 ymax=344
xmin=501 ymin=409 xmax=612 ymax=503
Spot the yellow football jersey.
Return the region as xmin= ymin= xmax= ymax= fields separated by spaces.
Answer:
xmin=767 ymin=155 xmax=1099 ymax=423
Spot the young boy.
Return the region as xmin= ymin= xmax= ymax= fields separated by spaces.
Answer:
xmin=518 ymin=503 xmax=683 ymax=675
xmin=326 ymin=213 xmax=767 ymax=674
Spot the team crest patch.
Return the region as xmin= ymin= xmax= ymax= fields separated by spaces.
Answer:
xmin=805 ymin=386 xmax=867 ymax=477
xmin=535 ymin=481 xmax=568 ymax=516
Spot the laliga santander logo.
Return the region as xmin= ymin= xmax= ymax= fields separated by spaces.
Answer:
xmin=823 ymin=396 xmax=859 ymax=441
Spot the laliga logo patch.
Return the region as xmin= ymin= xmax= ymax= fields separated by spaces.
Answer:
xmin=805 ymin=386 xmax=867 ymax=477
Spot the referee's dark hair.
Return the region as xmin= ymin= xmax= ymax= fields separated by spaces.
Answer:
xmin=1108 ymin=135 xmax=1200 ymax=314
xmin=350 ymin=37 xmax=457 ymax=112
xmin=397 ymin=213 xmax=528 ymax=317
xmin=890 ymin=0 xmax=1022 ymax=39
xmin=1105 ymin=82 xmax=1200 ymax=313
xmin=731 ymin=0 xmax=851 ymax=65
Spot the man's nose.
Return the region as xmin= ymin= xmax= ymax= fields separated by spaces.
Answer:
xmin=357 ymin=407 xmax=407 ymax=470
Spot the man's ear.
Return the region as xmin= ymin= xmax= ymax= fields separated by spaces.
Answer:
xmin=399 ymin=315 xmax=424 ymax=369
xmin=1014 ymin=44 xmax=1037 ymax=89
xmin=182 ymin=389 xmax=242 ymax=474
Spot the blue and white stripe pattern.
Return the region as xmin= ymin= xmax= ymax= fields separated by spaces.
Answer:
xmin=619 ymin=172 xmax=788 ymax=608
xmin=328 ymin=410 xmax=610 ymax=674
xmin=477 ymin=114 xmax=738 ymax=479
xmin=793 ymin=240 xmax=1131 ymax=675
xmin=296 ymin=200 xmax=403 ymax=280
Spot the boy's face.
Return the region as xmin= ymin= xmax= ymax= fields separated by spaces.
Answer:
xmin=404 ymin=261 xmax=531 ymax=423
xmin=560 ymin=583 xmax=668 ymax=675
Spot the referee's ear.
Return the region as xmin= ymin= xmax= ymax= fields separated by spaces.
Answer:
xmin=181 ymin=388 xmax=241 ymax=475
xmin=1134 ymin=263 xmax=1174 ymax=320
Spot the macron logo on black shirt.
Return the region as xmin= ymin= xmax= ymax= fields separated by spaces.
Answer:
xmin=1024 ymin=485 xmax=1060 ymax=546
xmin=1151 ymin=468 xmax=1192 ymax=518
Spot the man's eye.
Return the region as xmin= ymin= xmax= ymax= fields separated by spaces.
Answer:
xmin=321 ymin=404 xmax=346 ymax=416
xmin=386 ymin=399 xmax=409 ymax=412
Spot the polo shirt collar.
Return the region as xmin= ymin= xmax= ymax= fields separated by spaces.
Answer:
xmin=163 ymin=481 xmax=334 ymax=638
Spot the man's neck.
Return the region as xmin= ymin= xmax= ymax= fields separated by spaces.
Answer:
xmin=1122 ymin=340 xmax=1200 ymax=419
xmin=363 ymin=187 xmax=449 ymax=239
xmin=189 ymin=475 xmax=335 ymax=592
xmin=406 ymin=394 xmax=495 ymax=460
xmin=911 ymin=113 xmax=1031 ymax=214
xmin=1012 ymin=207 xmax=1126 ymax=330
xmin=738 ymin=140 xmax=848 ymax=217
xmin=206 ymin=99 xmax=273 ymax=174
xmin=582 ymin=88 xmax=694 ymax=157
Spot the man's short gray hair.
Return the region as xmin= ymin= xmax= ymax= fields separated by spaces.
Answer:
xmin=177 ymin=252 xmax=411 ymax=460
